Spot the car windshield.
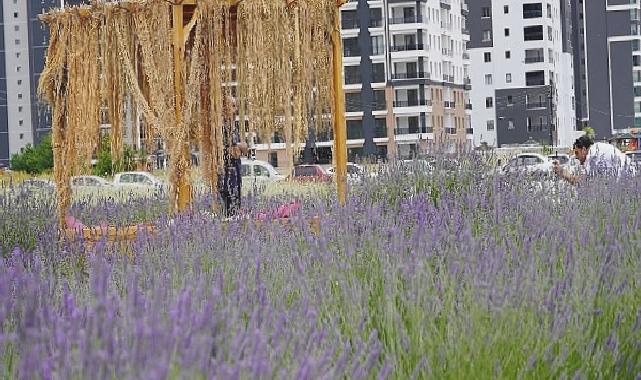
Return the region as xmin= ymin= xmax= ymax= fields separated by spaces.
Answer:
xmin=294 ymin=166 xmax=318 ymax=176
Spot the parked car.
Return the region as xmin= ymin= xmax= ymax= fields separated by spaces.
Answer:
xmin=71 ymin=175 xmax=111 ymax=188
xmin=113 ymin=171 xmax=166 ymax=191
xmin=18 ymin=179 xmax=56 ymax=193
xmin=241 ymin=159 xmax=285 ymax=183
xmin=501 ymin=153 xmax=553 ymax=175
xmin=625 ymin=150 xmax=641 ymax=170
xmin=291 ymin=165 xmax=331 ymax=182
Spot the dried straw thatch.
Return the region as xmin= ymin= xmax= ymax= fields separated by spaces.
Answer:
xmin=39 ymin=0 xmax=341 ymax=225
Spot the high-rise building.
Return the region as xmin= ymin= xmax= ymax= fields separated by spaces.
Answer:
xmin=0 ymin=0 xmax=85 ymax=167
xmin=253 ymin=0 xmax=473 ymax=170
xmin=468 ymin=0 xmax=577 ymax=148
xmin=572 ymin=0 xmax=641 ymax=140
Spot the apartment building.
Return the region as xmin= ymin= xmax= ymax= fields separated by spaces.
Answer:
xmin=0 ymin=0 xmax=86 ymax=167
xmin=468 ymin=0 xmax=577 ymax=148
xmin=572 ymin=0 xmax=641 ymax=140
xmin=254 ymin=0 xmax=472 ymax=169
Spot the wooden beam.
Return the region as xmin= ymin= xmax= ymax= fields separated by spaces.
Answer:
xmin=331 ymin=7 xmax=347 ymax=206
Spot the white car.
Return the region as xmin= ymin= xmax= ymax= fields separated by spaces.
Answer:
xmin=240 ymin=159 xmax=285 ymax=183
xmin=502 ymin=153 xmax=553 ymax=175
xmin=113 ymin=171 xmax=167 ymax=191
xmin=71 ymin=175 xmax=111 ymax=188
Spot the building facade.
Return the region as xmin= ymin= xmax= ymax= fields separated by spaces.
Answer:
xmin=254 ymin=0 xmax=473 ymax=170
xmin=468 ymin=0 xmax=577 ymax=148
xmin=572 ymin=0 xmax=641 ymax=140
xmin=0 ymin=0 xmax=86 ymax=167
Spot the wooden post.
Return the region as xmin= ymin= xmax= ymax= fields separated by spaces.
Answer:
xmin=331 ymin=5 xmax=347 ymax=206
xmin=173 ymin=4 xmax=192 ymax=212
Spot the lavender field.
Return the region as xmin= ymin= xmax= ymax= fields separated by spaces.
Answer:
xmin=1 ymin=158 xmax=640 ymax=379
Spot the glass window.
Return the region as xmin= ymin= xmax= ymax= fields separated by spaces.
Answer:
xmin=254 ymin=165 xmax=270 ymax=177
xmin=241 ymin=164 xmax=252 ymax=176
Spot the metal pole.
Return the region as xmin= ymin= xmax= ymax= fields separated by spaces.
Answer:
xmin=173 ymin=4 xmax=192 ymax=212
xmin=331 ymin=4 xmax=347 ymax=206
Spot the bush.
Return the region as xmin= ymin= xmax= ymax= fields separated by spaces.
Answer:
xmin=9 ymin=134 xmax=54 ymax=174
xmin=92 ymin=135 xmax=138 ymax=176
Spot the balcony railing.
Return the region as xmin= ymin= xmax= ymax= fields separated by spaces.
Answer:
xmin=526 ymin=102 xmax=547 ymax=109
xmin=390 ymin=43 xmax=424 ymax=52
xmin=524 ymin=56 xmax=544 ymax=63
xmin=393 ymin=99 xmax=430 ymax=107
xmin=389 ymin=16 xmax=424 ymax=24
xmin=464 ymin=77 xmax=471 ymax=84
xmin=444 ymin=101 xmax=456 ymax=108
xmin=527 ymin=124 xmax=547 ymax=132
xmin=341 ymin=19 xmax=359 ymax=29
xmin=391 ymin=72 xmax=429 ymax=80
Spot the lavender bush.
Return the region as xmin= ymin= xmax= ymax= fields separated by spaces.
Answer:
xmin=1 ymin=157 xmax=640 ymax=379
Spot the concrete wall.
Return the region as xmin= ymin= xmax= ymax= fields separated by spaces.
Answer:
xmin=0 ymin=3 xmax=8 ymax=165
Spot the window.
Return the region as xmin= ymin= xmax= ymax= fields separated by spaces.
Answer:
xmin=634 ymin=56 xmax=641 ymax=67
xmin=482 ymin=30 xmax=492 ymax=42
xmin=635 ymin=101 xmax=641 ymax=113
xmin=17 ymin=94 xmax=22 ymax=100
xmin=344 ymin=66 xmax=361 ymax=85
xmin=16 ymin=66 xmax=21 ymax=73
xmin=504 ymin=5 xmax=509 ymax=14
xmin=13 ymin=12 xmax=18 ymax=18
xmin=372 ymin=63 xmax=385 ymax=83
xmin=526 ymin=71 xmax=545 ymax=86
xmin=269 ymin=152 xmax=278 ymax=167
xmin=347 ymin=119 xmax=363 ymax=140
xmin=523 ymin=3 xmax=542 ymax=19
xmin=525 ymin=48 xmax=545 ymax=63
xmin=484 ymin=52 xmax=491 ymax=62
xmin=504 ymin=28 xmax=510 ymax=37
xmin=19 ymin=133 xmax=24 ymax=140
xmin=371 ymin=35 xmax=384 ymax=56
xmin=486 ymin=120 xmax=495 ymax=131
xmin=345 ymin=92 xmax=361 ymax=112
xmin=15 ymin=52 xmax=20 ymax=58
xmin=508 ymin=119 xmax=515 ymax=130
xmin=507 ymin=95 xmax=514 ymax=105
xmin=18 ymin=106 xmax=23 ymax=112
xmin=485 ymin=74 xmax=493 ymax=85
xmin=481 ymin=7 xmax=491 ymax=18
xmin=634 ymin=71 xmax=641 ymax=83
xmin=18 ymin=120 xmax=23 ymax=126
xmin=254 ymin=165 xmax=270 ymax=177
xmin=17 ymin=79 xmax=22 ymax=85
xmin=15 ymin=39 xmax=20 ymax=45
xmin=14 ymin=25 xmax=19 ymax=32
xmin=505 ymin=51 xmax=511 ymax=59
xmin=506 ymin=73 xmax=512 ymax=83
xmin=485 ymin=97 xmax=494 ymax=108
xmin=524 ymin=25 xmax=544 ymax=41
xmin=547 ymin=4 xmax=552 ymax=18
xmin=343 ymin=37 xmax=360 ymax=57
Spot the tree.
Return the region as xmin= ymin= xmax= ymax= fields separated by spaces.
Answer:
xmin=92 ymin=134 xmax=137 ymax=176
xmin=583 ymin=125 xmax=596 ymax=140
xmin=10 ymin=134 xmax=54 ymax=174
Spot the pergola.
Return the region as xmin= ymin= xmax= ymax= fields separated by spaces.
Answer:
xmin=39 ymin=0 xmax=348 ymax=228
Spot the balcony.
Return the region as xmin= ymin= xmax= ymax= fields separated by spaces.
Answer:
xmin=369 ymin=19 xmax=383 ymax=28
xmin=442 ymin=75 xmax=455 ymax=83
xmin=524 ymin=56 xmax=544 ymax=64
xmin=390 ymin=43 xmax=424 ymax=52
xmin=526 ymin=101 xmax=547 ymax=109
xmin=394 ymin=99 xmax=430 ymax=107
xmin=389 ymin=16 xmax=424 ymax=24
xmin=341 ymin=19 xmax=359 ymax=30
xmin=444 ymin=101 xmax=456 ymax=108
xmin=391 ymin=71 xmax=429 ymax=80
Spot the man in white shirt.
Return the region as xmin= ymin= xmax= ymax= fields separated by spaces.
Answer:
xmin=554 ymin=136 xmax=634 ymax=184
